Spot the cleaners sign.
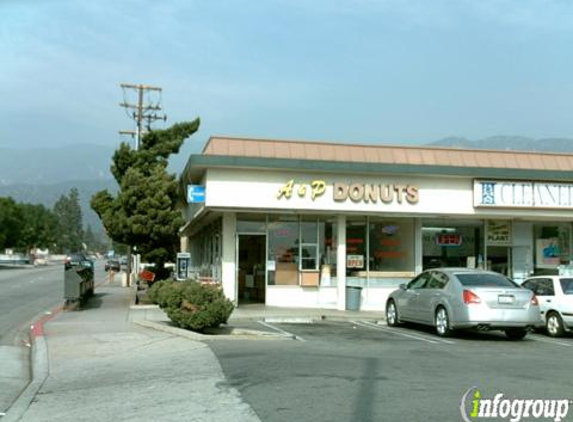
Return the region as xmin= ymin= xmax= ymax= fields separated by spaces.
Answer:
xmin=474 ymin=180 xmax=573 ymax=209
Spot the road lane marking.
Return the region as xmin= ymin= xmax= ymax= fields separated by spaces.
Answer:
xmin=257 ymin=321 xmax=306 ymax=342
xmin=529 ymin=334 xmax=572 ymax=347
xmin=352 ymin=320 xmax=456 ymax=344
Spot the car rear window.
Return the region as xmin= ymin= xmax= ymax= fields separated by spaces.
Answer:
xmin=560 ymin=278 xmax=573 ymax=295
xmin=456 ymin=273 xmax=518 ymax=288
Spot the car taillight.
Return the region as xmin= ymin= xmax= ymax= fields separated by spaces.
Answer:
xmin=531 ymin=295 xmax=539 ymax=306
xmin=463 ymin=289 xmax=481 ymax=304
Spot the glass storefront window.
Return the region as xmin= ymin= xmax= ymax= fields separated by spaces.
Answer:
xmin=301 ymin=217 xmax=319 ymax=271
xmin=321 ymin=219 xmax=337 ymax=286
xmin=346 ymin=219 xmax=366 ymax=275
xmin=369 ymin=219 xmax=415 ymax=272
xmin=534 ymin=224 xmax=571 ymax=272
xmin=237 ymin=220 xmax=266 ymax=233
xmin=423 ymin=220 xmax=482 ymax=270
xmin=268 ymin=216 xmax=299 ymax=285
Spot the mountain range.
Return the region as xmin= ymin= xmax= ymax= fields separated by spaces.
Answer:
xmin=1 ymin=136 xmax=572 ymax=236
xmin=426 ymin=136 xmax=573 ymax=152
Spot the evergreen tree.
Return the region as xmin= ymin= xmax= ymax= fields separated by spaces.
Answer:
xmin=17 ymin=203 xmax=58 ymax=251
xmin=0 ymin=197 xmax=22 ymax=251
xmin=53 ymin=188 xmax=84 ymax=253
xmin=91 ymin=119 xmax=200 ymax=279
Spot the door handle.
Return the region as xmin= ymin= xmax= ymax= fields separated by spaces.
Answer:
xmin=546 ymin=300 xmax=552 ymax=303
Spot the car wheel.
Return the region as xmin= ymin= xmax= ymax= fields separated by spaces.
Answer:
xmin=386 ymin=300 xmax=399 ymax=327
xmin=546 ymin=312 xmax=565 ymax=338
xmin=505 ymin=328 xmax=527 ymax=340
xmin=435 ymin=306 xmax=452 ymax=337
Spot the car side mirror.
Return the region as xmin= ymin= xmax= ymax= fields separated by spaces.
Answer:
xmin=399 ymin=283 xmax=406 ymax=290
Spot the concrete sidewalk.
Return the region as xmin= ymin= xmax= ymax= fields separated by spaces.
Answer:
xmin=4 ymin=280 xmax=383 ymax=422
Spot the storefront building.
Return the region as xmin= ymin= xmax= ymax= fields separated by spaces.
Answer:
xmin=179 ymin=136 xmax=573 ymax=310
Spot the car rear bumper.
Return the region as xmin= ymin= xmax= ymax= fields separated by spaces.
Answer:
xmin=453 ymin=307 xmax=542 ymax=330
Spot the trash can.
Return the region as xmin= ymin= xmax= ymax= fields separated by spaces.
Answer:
xmin=346 ymin=286 xmax=363 ymax=311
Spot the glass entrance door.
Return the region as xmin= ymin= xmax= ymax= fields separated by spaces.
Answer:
xmin=237 ymin=234 xmax=266 ymax=304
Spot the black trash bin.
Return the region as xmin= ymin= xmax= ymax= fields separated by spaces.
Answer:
xmin=345 ymin=286 xmax=363 ymax=311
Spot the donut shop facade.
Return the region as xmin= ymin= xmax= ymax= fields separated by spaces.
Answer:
xmin=179 ymin=136 xmax=573 ymax=310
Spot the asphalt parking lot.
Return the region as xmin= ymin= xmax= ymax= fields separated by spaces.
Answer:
xmin=211 ymin=320 xmax=573 ymax=422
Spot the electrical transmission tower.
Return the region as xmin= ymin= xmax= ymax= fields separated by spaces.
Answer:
xmin=119 ymin=83 xmax=167 ymax=150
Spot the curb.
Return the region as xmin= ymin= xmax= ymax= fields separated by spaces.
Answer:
xmin=3 ymin=274 xmax=110 ymax=421
xmin=2 ymin=338 xmax=49 ymax=422
xmin=134 ymin=320 xmax=294 ymax=341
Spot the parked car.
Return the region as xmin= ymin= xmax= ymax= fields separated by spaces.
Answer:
xmin=65 ymin=252 xmax=91 ymax=270
xmin=521 ymin=275 xmax=573 ymax=337
xmin=105 ymin=259 xmax=121 ymax=272
xmin=386 ymin=268 xmax=541 ymax=340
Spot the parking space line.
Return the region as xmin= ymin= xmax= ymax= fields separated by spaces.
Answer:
xmin=352 ymin=320 xmax=455 ymax=345
xmin=529 ymin=334 xmax=572 ymax=347
xmin=257 ymin=321 xmax=306 ymax=342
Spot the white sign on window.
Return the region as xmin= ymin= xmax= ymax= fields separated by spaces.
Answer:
xmin=346 ymin=255 xmax=364 ymax=268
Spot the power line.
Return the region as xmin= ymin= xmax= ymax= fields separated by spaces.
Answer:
xmin=119 ymin=83 xmax=167 ymax=150
xmin=117 ymin=84 xmax=167 ymax=287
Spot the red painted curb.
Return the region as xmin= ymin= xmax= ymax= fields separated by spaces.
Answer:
xmin=29 ymin=274 xmax=109 ymax=340
xmin=30 ymin=305 xmax=62 ymax=338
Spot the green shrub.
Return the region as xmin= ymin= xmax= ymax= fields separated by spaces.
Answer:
xmin=148 ymin=279 xmax=234 ymax=332
xmin=148 ymin=280 xmax=181 ymax=309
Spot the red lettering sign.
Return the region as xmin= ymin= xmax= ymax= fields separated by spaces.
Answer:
xmin=435 ymin=233 xmax=462 ymax=247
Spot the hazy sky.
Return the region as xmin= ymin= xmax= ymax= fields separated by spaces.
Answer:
xmin=2 ymin=0 xmax=573 ymax=154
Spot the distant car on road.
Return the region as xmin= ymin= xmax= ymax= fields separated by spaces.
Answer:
xmin=521 ymin=275 xmax=573 ymax=337
xmin=65 ymin=252 xmax=91 ymax=270
xmin=105 ymin=259 xmax=120 ymax=272
xmin=386 ymin=268 xmax=541 ymax=340
xmin=33 ymin=257 xmax=49 ymax=266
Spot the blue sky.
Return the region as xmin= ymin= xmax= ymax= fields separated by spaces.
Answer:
xmin=2 ymin=0 xmax=573 ymax=155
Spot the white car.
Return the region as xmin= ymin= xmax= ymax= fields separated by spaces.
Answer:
xmin=34 ymin=257 xmax=49 ymax=266
xmin=521 ymin=276 xmax=573 ymax=337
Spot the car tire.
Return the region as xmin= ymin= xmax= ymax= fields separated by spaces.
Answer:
xmin=386 ymin=300 xmax=399 ymax=327
xmin=435 ymin=306 xmax=452 ymax=337
xmin=505 ymin=328 xmax=527 ymax=340
xmin=546 ymin=312 xmax=565 ymax=338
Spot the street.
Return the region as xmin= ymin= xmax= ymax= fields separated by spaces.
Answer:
xmin=0 ymin=265 xmax=65 ymax=346
xmin=210 ymin=320 xmax=573 ymax=422
xmin=0 ymin=262 xmax=102 ymax=415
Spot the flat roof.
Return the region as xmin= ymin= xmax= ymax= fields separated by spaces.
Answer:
xmin=180 ymin=136 xmax=573 ymax=184
xmin=203 ymin=136 xmax=573 ymax=170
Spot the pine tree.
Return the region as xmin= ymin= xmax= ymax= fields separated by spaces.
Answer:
xmin=91 ymin=119 xmax=200 ymax=279
xmin=53 ymin=188 xmax=84 ymax=253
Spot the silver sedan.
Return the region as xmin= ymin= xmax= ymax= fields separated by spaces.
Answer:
xmin=386 ymin=268 xmax=541 ymax=340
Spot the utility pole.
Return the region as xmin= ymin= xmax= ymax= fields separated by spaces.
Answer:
xmin=118 ymin=83 xmax=167 ymax=286
xmin=119 ymin=83 xmax=166 ymax=149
